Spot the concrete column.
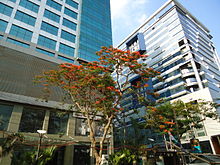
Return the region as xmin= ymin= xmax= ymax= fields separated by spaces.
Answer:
xmin=7 ymin=105 xmax=23 ymax=132
xmin=63 ymin=145 xmax=74 ymax=165
xmin=191 ymin=60 xmax=203 ymax=89
xmin=2 ymin=105 xmax=23 ymax=165
xmin=67 ymin=115 xmax=76 ymax=136
xmin=42 ymin=110 xmax=50 ymax=131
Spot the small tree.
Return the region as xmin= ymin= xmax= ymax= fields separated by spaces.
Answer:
xmin=0 ymin=133 xmax=24 ymax=163
xmin=35 ymin=46 xmax=159 ymax=165
xmin=145 ymin=100 xmax=218 ymax=141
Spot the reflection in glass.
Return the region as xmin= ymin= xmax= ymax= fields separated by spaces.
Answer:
xmin=0 ymin=104 xmax=13 ymax=131
xmin=48 ymin=112 xmax=69 ymax=134
xmin=19 ymin=107 xmax=45 ymax=133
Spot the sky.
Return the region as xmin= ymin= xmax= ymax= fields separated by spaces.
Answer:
xmin=110 ymin=0 xmax=220 ymax=54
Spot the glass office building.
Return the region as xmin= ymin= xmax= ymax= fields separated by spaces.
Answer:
xmin=0 ymin=0 xmax=112 ymax=164
xmin=0 ymin=0 xmax=112 ymax=63
xmin=118 ymin=0 xmax=220 ymax=154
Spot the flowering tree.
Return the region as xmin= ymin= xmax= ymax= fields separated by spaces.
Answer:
xmin=145 ymin=100 xmax=218 ymax=142
xmin=35 ymin=46 xmax=159 ymax=165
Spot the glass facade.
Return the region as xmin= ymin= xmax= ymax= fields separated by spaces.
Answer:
xmin=66 ymin=0 xmax=78 ymax=9
xmin=58 ymin=55 xmax=74 ymax=63
xmin=62 ymin=18 xmax=77 ymax=31
xmin=0 ymin=19 xmax=8 ymax=32
xmin=78 ymin=0 xmax=112 ymax=61
xmin=59 ymin=43 xmax=75 ymax=56
xmin=48 ymin=112 xmax=69 ymax=134
xmin=61 ymin=30 xmax=76 ymax=43
xmin=6 ymin=38 xmax=30 ymax=48
xmin=64 ymin=7 xmax=78 ymax=20
xmin=19 ymin=0 xmax=39 ymax=13
xmin=36 ymin=47 xmax=55 ymax=57
xmin=18 ymin=107 xmax=45 ymax=133
xmin=14 ymin=11 xmax=36 ymax=26
xmin=0 ymin=3 xmax=13 ymax=16
xmin=37 ymin=35 xmax=56 ymax=50
xmin=9 ymin=25 xmax=33 ymax=41
xmin=41 ymin=22 xmax=58 ymax=36
xmin=46 ymin=0 xmax=62 ymax=11
xmin=0 ymin=104 xmax=13 ymax=131
xmin=44 ymin=9 xmax=60 ymax=23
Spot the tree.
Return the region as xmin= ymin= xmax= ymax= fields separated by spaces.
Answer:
xmin=145 ymin=100 xmax=218 ymax=142
xmin=35 ymin=46 xmax=159 ymax=165
xmin=0 ymin=133 xmax=24 ymax=163
xmin=11 ymin=146 xmax=56 ymax=165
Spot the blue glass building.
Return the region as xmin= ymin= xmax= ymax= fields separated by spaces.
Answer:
xmin=0 ymin=0 xmax=112 ymax=63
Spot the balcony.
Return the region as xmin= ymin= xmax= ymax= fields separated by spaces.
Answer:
xmin=181 ymin=68 xmax=195 ymax=78
xmin=185 ymin=77 xmax=198 ymax=86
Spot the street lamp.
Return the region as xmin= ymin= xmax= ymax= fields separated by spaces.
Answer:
xmin=36 ymin=130 xmax=46 ymax=161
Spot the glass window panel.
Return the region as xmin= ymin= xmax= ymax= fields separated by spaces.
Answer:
xmin=46 ymin=0 xmax=62 ymax=11
xmin=0 ymin=3 xmax=13 ymax=16
xmin=41 ymin=22 xmax=58 ymax=35
xmin=0 ymin=104 xmax=13 ymax=131
xmin=6 ymin=38 xmax=30 ymax=48
xmin=59 ymin=43 xmax=75 ymax=56
xmin=44 ymin=9 xmax=60 ymax=23
xmin=0 ymin=19 xmax=8 ymax=32
xmin=15 ymin=10 xmax=36 ymax=26
xmin=62 ymin=18 xmax=77 ymax=31
xmin=37 ymin=35 xmax=56 ymax=50
xmin=36 ymin=47 xmax=55 ymax=57
xmin=66 ymin=0 xmax=78 ymax=9
xmin=48 ymin=112 xmax=69 ymax=134
xmin=9 ymin=0 xmax=16 ymax=2
xmin=9 ymin=25 xmax=33 ymax=41
xmin=75 ymin=118 xmax=90 ymax=136
xmin=61 ymin=30 xmax=76 ymax=43
xmin=19 ymin=0 xmax=39 ymax=13
xmin=58 ymin=56 xmax=74 ymax=63
xmin=64 ymin=7 xmax=77 ymax=20
xmin=0 ymin=35 xmax=3 ymax=40
xmin=18 ymin=107 xmax=45 ymax=133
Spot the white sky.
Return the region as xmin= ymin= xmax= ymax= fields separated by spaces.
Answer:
xmin=110 ymin=0 xmax=150 ymax=46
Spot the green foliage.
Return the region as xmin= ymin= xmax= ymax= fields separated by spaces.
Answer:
xmin=145 ymin=99 xmax=218 ymax=138
xmin=12 ymin=146 xmax=56 ymax=165
xmin=0 ymin=133 xmax=24 ymax=158
xmin=109 ymin=149 xmax=137 ymax=165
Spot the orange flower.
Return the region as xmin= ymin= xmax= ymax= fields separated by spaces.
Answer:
xmin=159 ymin=125 xmax=165 ymax=129
xmin=144 ymin=84 xmax=149 ymax=87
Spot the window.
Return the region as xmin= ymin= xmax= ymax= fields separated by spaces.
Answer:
xmin=46 ymin=0 xmax=62 ymax=11
xmin=62 ymin=18 xmax=77 ymax=31
xmin=14 ymin=10 xmax=36 ymax=26
xmin=58 ymin=56 xmax=74 ymax=63
xmin=36 ymin=47 xmax=55 ymax=57
xmin=0 ymin=104 xmax=13 ymax=131
xmin=37 ymin=35 xmax=56 ymax=50
xmin=41 ymin=22 xmax=58 ymax=35
xmin=61 ymin=30 xmax=76 ymax=43
xmin=19 ymin=107 xmax=45 ymax=133
xmin=75 ymin=118 xmax=90 ymax=136
xmin=48 ymin=112 xmax=69 ymax=134
xmin=59 ymin=43 xmax=75 ymax=56
xmin=19 ymin=0 xmax=39 ymax=13
xmin=0 ymin=35 xmax=3 ymax=40
xmin=44 ymin=9 xmax=60 ymax=23
xmin=0 ymin=3 xmax=13 ymax=16
xmin=64 ymin=7 xmax=77 ymax=20
xmin=0 ymin=20 xmax=8 ymax=32
xmin=66 ymin=0 xmax=78 ymax=9
xmin=9 ymin=25 xmax=33 ymax=41
xmin=6 ymin=38 xmax=30 ymax=48
xmin=9 ymin=0 xmax=16 ymax=2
